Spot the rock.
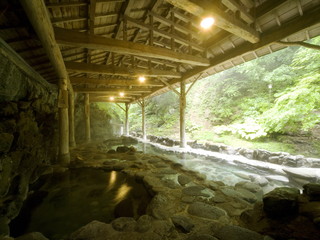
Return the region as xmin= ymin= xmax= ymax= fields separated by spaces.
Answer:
xmin=0 ymin=217 xmax=9 ymax=237
xmin=236 ymin=188 xmax=258 ymax=203
xmin=250 ymin=175 xmax=269 ymax=187
xmin=214 ymin=225 xmax=265 ymax=240
xmin=283 ymin=167 xmax=320 ymax=181
xmin=263 ymin=187 xmax=300 ymax=218
xmin=171 ymin=215 xmax=194 ymax=233
xmin=185 ymin=233 xmax=218 ymax=240
xmin=188 ymin=202 xmax=227 ymax=220
xmin=181 ymin=196 xmax=195 ymax=203
xmin=178 ymin=175 xmax=192 ymax=186
xmin=15 ymin=232 xmax=49 ymax=240
xmin=204 ymin=143 xmax=220 ymax=152
xmin=235 ymin=181 xmax=262 ymax=193
xmin=0 ymin=133 xmax=14 ymax=153
xmin=182 ymin=186 xmax=209 ymax=197
xmin=303 ymin=183 xmax=320 ymax=201
xmin=111 ymin=217 xmax=136 ymax=232
xmin=221 ymin=187 xmax=256 ymax=203
xmin=107 ymin=149 xmax=116 ymax=154
xmin=135 ymin=215 xmax=152 ymax=233
xmin=69 ymin=221 xmax=116 ymax=240
xmin=233 ymin=172 xmax=251 ymax=180
xmin=116 ymin=146 xmax=131 ymax=153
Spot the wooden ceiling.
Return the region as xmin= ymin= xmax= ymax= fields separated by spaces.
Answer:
xmin=0 ymin=0 xmax=319 ymax=103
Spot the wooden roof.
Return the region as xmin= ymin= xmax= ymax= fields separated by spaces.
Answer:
xmin=0 ymin=0 xmax=319 ymax=103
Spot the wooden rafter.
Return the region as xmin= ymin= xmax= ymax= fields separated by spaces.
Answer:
xmin=165 ymin=0 xmax=260 ymax=43
xmin=74 ymin=87 xmax=152 ymax=94
xmin=65 ymin=61 xmax=181 ymax=78
xmin=70 ymin=76 xmax=164 ymax=86
xmin=54 ymin=28 xmax=210 ymax=66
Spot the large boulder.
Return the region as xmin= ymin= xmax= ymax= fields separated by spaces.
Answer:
xmin=263 ymin=187 xmax=300 ymax=218
xmin=214 ymin=225 xmax=266 ymax=240
xmin=303 ymin=183 xmax=320 ymax=201
xmin=188 ymin=202 xmax=227 ymax=220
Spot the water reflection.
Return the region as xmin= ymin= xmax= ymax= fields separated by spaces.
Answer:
xmin=114 ymin=183 xmax=132 ymax=204
xmin=107 ymin=170 xmax=117 ymax=190
xmin=10 ymin=168 xmax=152 ymax=240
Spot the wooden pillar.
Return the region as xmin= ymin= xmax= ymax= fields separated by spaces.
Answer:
xmin=68 ymin=91 xmax=76 ymax=147
xmin=84 ymin=93 xmax=91 ymax=142
xmin=141 ymin=99 xmax=146 ymax=140
xmin=58 ymin=79 xmax=70 ymax=164
xmin=180 ymin=81 xmax=186 ymax=148
xmin=124 ymin=103 xmax=130 ymax=136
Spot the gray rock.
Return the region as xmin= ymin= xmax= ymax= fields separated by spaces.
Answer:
xmin=136 ymin=215 xmax=152 ymax=233
xmin=15 ymin=232 xmax=49 ymax=240
xmin=214 ymin=225 xmax=265 ymax=240
xmin=178 ymin=175 xmax=192 ymax=186
xmin=263 ymin=187 xmax=300 ymax=218
xmin=221 ymin=187 xmax=256 ymax=203
xmin=185 ymin=233 xmax=218 ymax=240
xmin=303 ymin=183 xmax=320 ymax=201
xmin=171 ymin=215 xmax=194 ymax=233
xmin=111 ymin=217 xmax=137 ymax=232
xmin=188 ymin=202 xmax=227 ymax=220
xmin=235 ymin=181 xmax=262 ymax=193
xmin=69 ymin=221 xmax=116 ymax=240
xmin=250 ymin=175 xmax=268 ymax=187
xmin=0 ymin=133 xmax=14 ymax=153
xmin=181 ymin=196 xmax=195 ymax=203
xmin=182 ymin=186 xmax=209 ymax=197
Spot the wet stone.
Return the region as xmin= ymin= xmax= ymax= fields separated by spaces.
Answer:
xmin=15 ymin=232 xmax=49 ymax=240
xmin=178 ymin=175 xmax=192 ymax=186
xmin=157 ymin=169 xmax=177 ymax=175
xmin=181 ymin=196 xmax=195 ymax=203
xmin=111 ymin=217 xmax=137 ymax=232
xmin=182 ymin=186 xmax=209 ymax=197
xmin=263 ymin=187 xmax=300 ymax=218
xmin=135 ymin=215 xmax=152 ymax=233
xmin=214 ymin=225 xmax=265 ymax=240
xmin=154 ymin=163 xmax=168 ymax=168
xmin=235 ymin=181 xmax=262 ymax=193
xmin=303 ymin=183 xmax=320 ymax=201
xmin=107 ymin=149 xmax=116 ymax=154
xmin=186 ymin=234 xmax=219 ymax=240
xmin=188 ymin=202 xmax=227 ymax=220
xmin=171 ymin=215 xmax=194 ymax=233
xmin=148 ymin=159 xmax=160 ymax=164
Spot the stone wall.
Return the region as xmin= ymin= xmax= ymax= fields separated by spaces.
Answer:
xmin=0 ymin=40 xmax=58 ymax=236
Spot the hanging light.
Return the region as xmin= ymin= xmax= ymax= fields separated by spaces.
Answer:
xmin=109 ymin=96 xmax=114 ymax=101
xmin=138 ymin=76 xmax=146 ymax=83
xmin=200 ymin=17 xmax=215 ymax=30
xmin=119 ymin=92 xmax=125 ymax=97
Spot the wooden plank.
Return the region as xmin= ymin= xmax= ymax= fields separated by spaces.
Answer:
xmin=70 ymin=76 xmax=164 ymax=86
xmin=165 ymin=0 xmax=260 ymax=43
xmin=54 ymin=27 xmax=210 ymax=66
xmin=221 ymin=0 xmax=254 ymax=23
xmin=65 ymin=61 xmax=182 ymax=78
xmin=90 ymin=99 xmax=130 ymax=103
xmin=125 ymin=15 xmax=204 ymax=51
xmin=52 ymin=17 xmax=87 ymax=24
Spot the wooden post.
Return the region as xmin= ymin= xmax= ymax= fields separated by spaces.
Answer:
xmin=141 ymin=99 xmax=146 ymax=140
xmin=20 ymin=0 xmax=73 ymax=165
xmin=124 ymin=103 xmax=130 ymax=136
xmin=68 ymin=91 xmax=76 ymax=147
xmin=180 ymin=81 xmax=186 ymax=148
xmin=58 ymin=79 xmax=70 ymax=164
xmin=84 ymin=93 xmax=91 ymax=142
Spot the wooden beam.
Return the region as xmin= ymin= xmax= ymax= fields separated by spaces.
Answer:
xmin=46 ymin=2 xmax=88 ymax=8
xmin=65 ymin=61 xmax=182 ymax=78
xmin=148 ymin=5 xmax=320 ymax=98
xmin=90 ymin=99 xmax=130 ymax=103
xmin=221 ymin=0 xmax=254 ymax=23
xmin=70 ymin=76 xmax=164 ymax=86
xmin=277 ymin=41 xmax=320 ymax=51
xmin=52 ymin=17 xmax=87 ymax=24
xmin=54 ymin=27 xmax=210 ymax=66
xmin=125 ymin=15 xmax=204 ymax=52
xmin=74 ymin=87 xmax=152 ymax=94
xmin=165 ymin=0 xmax=260 ymax=43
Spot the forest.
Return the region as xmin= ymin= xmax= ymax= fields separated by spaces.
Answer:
xmin=97 ymin=36 xmax=320 ymax=157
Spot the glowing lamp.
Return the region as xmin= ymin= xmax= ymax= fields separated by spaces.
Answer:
xmin=109 ymin=96 xmax=114 ymax=101
xmin=200 ymin=17 xmax=215 ymax=30
xmin=119 ymin=92 xmax=125 ymax=97
xmin=138 ymin=76 xmax=146 ymax=83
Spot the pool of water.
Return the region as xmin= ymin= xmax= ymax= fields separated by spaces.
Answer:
xmin=10 ymin=168 xmax=152 ymax=240
xmin=129 ymin=141 xmax=299 ymax=191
